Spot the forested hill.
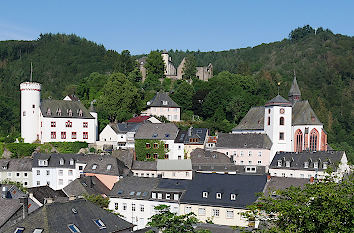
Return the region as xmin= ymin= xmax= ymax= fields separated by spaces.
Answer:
xmin=0 ymin=27 xmax=353 ymax=160
xmin=167 ymin=27 xmax=353 ymax=153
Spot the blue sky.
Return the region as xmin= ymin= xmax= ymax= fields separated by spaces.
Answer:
xmin=1 ymin=0 xmax=353 ymax=54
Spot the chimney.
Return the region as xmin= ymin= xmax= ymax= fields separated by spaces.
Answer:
xmin=2 ymin=186 xmax=8 ymax=198
xmin=19 ymin=195 xmax=29 ymax=219
xmin=267 ymin=175 xmax=271 ymax=181
xmin=44 ymin=197 xmax=53 ymax=204
xmin=309 ymin=176 xmax=314 ymax=183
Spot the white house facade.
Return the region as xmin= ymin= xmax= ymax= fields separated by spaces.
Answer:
xmin=0 ymin=158 xmax=33 ymax=187
xmin=268 ymin=151 xmax=350 ymax=180
xmin=20 ymin=81 xmax=97 ymax=144
xmin=141 ymin=92 xmax=181 ymax=122
xmin=32 ymin=153 xmax=86 ymax=190
xmin=108 ymin=177 xmax=182 ymax=230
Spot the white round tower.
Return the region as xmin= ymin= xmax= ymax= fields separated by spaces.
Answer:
xmin=20 ymin=82 xmax=41 ymax=143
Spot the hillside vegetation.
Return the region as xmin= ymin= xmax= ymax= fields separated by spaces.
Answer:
xmin=0 ymin=26 xmax=352 ymax=161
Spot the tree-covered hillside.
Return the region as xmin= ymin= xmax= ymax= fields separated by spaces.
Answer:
xmin=167 ymin=26 xmax=353 ymax=157
xmin=0 ymin=26 xmax=352 ymax=161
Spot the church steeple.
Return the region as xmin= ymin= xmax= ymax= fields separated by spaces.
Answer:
xmin=288 ymin=70 xmax=301 ymax=104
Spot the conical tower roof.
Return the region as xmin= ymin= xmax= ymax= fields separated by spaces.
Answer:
xmin=288 ymin=75 xmax=301 ymax=97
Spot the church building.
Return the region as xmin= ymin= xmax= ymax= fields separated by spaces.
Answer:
xmin=20 ymin=82 xmax=98 ymax=144
xmin=232 ymin=76 xmax=327 ymax=162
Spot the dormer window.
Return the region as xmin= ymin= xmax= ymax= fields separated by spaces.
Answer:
xmin=47 ymin=108 xmax=51 ymax=116
xmin=92 ymin=164 xmax=97 ymax=170
xmin=202 ymin=192 xmax=208 ymax=198
xmin=69 ymin=159 xmax=74 ymax=165
xmin=216 ymin=193 xmax=222 ymax=199
xmin=304 ymin=162 xmax=309 ymax=168
xmin=78 ymin=109 xmax=83 ymax=117
xmin=230 ymin=194 xmax=237 ymax=200
xmin=277 ymin=160 xmax=282 ymax=167
xmin=314 ymin=162 xmax=318 ymax=169
xmin=107 ymin=164 xmax=112 ymax=170
xmin=323 ymin=162 xmax=328 ymax=169
xmin=56 ymin=108 xmax=61 ymax=116
xmin=162 ymin=100 xmax=168 ymax=105
xmin=38 ymin=159 xmax=48 ymax=167
xmin=286 ymin=161 xmax=290 ymax=167
xmin=59 ymin=158 xmax=64 ymax=166
xmin=68 ymin=109 xmax=73 ymax=117
xmin=152 ymin=192 xmax=156 ymax=199
xmin=93 ymin=219 xmax=106 ymax=230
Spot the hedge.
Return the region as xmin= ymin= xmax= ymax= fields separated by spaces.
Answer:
xmin=51 ymin=142 xmax=88 ymax=154
xmin=6 ymin=143 xmax=38 ymax=158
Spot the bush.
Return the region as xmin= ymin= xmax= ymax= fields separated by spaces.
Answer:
xmin=6 ymin=143 xmax=38 ymax=158
xmin=0 ymin=143 xmax=4 ymax=157
xmin=51 ymin=142 xmax=88 ymax=154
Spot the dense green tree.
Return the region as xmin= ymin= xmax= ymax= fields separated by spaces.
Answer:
xmin=171 ymin=81 xmax=195 ymax=111
xmin=143 ymin=51 xmax=165 ymax=91
xmin=97 ymin=73 xmax=140 ymax=122
xmin=246 ymin=175 xmax=354 ymax=232
xmin=114 ymin=50 xmax=136 ymax=74
xmin=182 ymin=54 xmax=197 ymax=80
xmin=148 ymin=205 xmax=210 ymax=233
xmin=83 ymin=194 xmax=110 ymax=209
xmin=289 ymin=25 xmax=316 ymax=41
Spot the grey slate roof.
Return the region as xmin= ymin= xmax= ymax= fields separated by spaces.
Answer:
xmin=0 ymin=198 xmax=22 ymax=228
xmin=190 ymin=149 xmax=232 ymax=165
xmin=109 ymin=176 xmax=160 ymax=200
xmin=233 ymin=106 xmax=265 ymax=131
xmin=265 ymin=95 xmax=292 ymax=107
xmin=269 ymin=151 xmax=345 ymax=171
xmin=0 ymin=158 xmax=32 ymax=171
xmin=40 ymin=99 xmax=94 ymax=119
xmin=216 ymin=133 xmax=272 ymax=150
xmin=32 ymin=153 xmax=85 ymax=168
xmin=131 ymin=161 xmax=157 ymax=171
xmin=27 ymin=186 xmax=67 ymax=205
xmin=288 ymin=76 xmax=301 ymax=97
xmin=110 ymin=122 xmax=142 ymax=134
xmin=0 ymin=185 xmax=41 ymax=228
xmin=157 ymin=159 xmax=192 ymax=171
xmin=292 ymin=100 xmax=322 ymax=125
xmin=175 ymin=128 xmax=208 ymax=145
xmin=3 ymin=199 xmax=133 ymax=233
xmin=83 ymin=154 xmax=130 ymax=176
xmin=264 ymin=177 xmax=309 ymax=196
xmin=135 ymin=123 xmax=179 ymax=140
xmin=233 ymin=100 xmax=323 ymax=131
xmin=180 ymin=173 xmax=267 ymax=208
xmin=147 ymin=92 xmax=180 ymax=108
xmin=63 ymin=176 xmax=110 ymax=197
xmin=112 ymin=149 xmax=134 ymax=170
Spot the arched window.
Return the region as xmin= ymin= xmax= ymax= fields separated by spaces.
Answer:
xmin=294 ymin=129 xmax=303 ymax=152
xmin=280 ymin=117 xmax=284 ymax=125
xmin=310 ymin=129 xmax=319 ymax=151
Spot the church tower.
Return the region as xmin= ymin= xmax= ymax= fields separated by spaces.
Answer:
xmin=264 ymin=95 xmax=292 ymax=161
xmin=20 ymin=82 xmax=41 ymax=143
xmin=288 ymin=72 xmax=301 ymax=104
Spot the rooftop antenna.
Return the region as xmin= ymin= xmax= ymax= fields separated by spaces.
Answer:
xmin=30 ymin=62 xmax=33 ymax=82
xmin=277 ymin=82 xmax=280 ymax=95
